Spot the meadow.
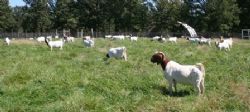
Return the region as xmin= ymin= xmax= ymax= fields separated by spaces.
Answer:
xmin=0 ymin=38 xmax=249 ymax=111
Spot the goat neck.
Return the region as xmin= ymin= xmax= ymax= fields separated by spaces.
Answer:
xmin=161 ymin=58 xmax=170 ymax=71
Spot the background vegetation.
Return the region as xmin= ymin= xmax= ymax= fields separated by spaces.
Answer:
xmin=0 ymin=0 xmax=248 ymax=34
xmin=0 ymin=38 xmax=249 ymax=111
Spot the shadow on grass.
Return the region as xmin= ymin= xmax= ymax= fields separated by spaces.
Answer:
xmin=158 ymin=86 xmax=191 ymax=97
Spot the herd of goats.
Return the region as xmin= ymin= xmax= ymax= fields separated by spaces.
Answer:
xmin=2 ymin=34 xmax=235 ymax=96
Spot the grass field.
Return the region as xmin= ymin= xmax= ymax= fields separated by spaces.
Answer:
xmin=0 ymin=38 xmax=249 ymax=111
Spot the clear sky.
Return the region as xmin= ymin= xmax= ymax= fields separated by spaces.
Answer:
xmin=9 ymin=0 xmax=26 ymax=7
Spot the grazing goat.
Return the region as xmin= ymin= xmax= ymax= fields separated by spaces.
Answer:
xmin=64 ymin=36 xmax=75 ymax=42
xmin=105 ymin=35 xmax=112 ymax=39
xmin=45 ymin=38 xmax=64 ymax=51
xmin=37 ymin=36 xmax=45 ymax=43
xmin=216 ymin=41 xmax=230 ymax=51
xmin=130 ymin=36 xmax=138 ymax=41
xmin=187 ymin=37 xmax=200 ymax=43
xmin=5 ymin=37 xmax=10 ymax=45
xmin=199 ymin=37 xmax=211 ymax=46
xmin=112 ymin=35 xmax=125 ymax=40
xmin=83 ymin=38 xmax=94 ymax=47
xmin=106 ymin=47 xmax=127 ymax=61
xmin=151 ymin=52 xmax=205 ymax=95
xmin=168 ymin=37 xmax=177 ymax=43
xmin=222 ymin=38 xmax=233 ymax=48
xmin=151 ymin=36 xmax=161 ymax=41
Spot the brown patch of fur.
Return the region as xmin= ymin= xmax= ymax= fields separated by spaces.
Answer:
xmin=151 ymin=52 xmax=170 ymax=70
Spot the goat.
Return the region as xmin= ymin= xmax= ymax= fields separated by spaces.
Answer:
xmin=112 ymin=35 xmax=125 ymax=40
xmin=168 ymin=37 xmax=177 ymax=43
xmin=37 ymin=36 xmax=45 ymax=43
xmin=222 ymin=38 xmax=233 ymax=48
xmin=216 ymin=41 xmax=230 ymax=51
xmin=151 ymin=52 xmax=205 ymax=96
xmin=83 ymin=38 xmax=94 ymax=47
xmin=199 ymin=37 xmax=211 ymax=46
xmin=106 ymin=47 xmax=127 ymax=61
xmin=130 ymin=36 xmax=138 ymax=41
xmin=45 ymin=38 xmax=64 ymax=51
xmin=5 ymin=37 xmax=10 ymax=45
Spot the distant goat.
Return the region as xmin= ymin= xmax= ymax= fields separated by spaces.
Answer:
xmin=64 ymin=36 xmax=75 ymax=42
xmin=151 ymin=52 xmax=205 ymax=95
xmin=130 ymin=36 xmax=138 ymax=41
xmin=5 ymin=37 xmax=10 ymax=45
xmin=45 ymin=37 xmax=64 ymax=51
xmin=216 ymin=41 xmax=230 ymax=51
xmin=83 ymin=38 xmax=94 ymax=47
xmin=37 ymin=36 xmax=45 ymax=43
xmin=112 ymin=35 xmax=125 ymax=40
xmin=199 ymin=37 xmax=211 ymax=46
xmin=168 ymin=37 xmax=177 ymax=43
xmin=222 ymin=38 xmax=233 ymax=48
xmin=106 ymin=47 xmax=127 ymax=61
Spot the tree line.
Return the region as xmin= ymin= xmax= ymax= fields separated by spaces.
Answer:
xmin=0 ymin=0 xmax=249 ymax=35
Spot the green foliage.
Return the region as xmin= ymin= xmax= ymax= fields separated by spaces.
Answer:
xmin=1 ymin=0 xmax=249 ymax=33
xmin=0 ymin=38 xmax=249 ymax=111
xmin=0 ymin=0 xmax=16 ymax=32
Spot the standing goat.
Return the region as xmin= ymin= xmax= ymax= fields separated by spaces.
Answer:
xmin=45 ymin=38 xmax=64 ymax=51
xmin=151 ymin=52 xmax=205 ymax=96
xmin=83 ymin=37 xmax=94 ymax=47
xmin=106 ymin=47 xmax=127 ymax=61
xmin=5 ymin=37 xmax=10 ymax=45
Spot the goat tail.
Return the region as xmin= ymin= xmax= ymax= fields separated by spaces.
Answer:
xmin=196 ymin=63 xmax=205 ymax=77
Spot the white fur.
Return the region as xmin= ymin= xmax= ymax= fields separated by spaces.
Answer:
xmin=83 ymin=38 xmax=94 ymax=47
xmin=199 ymin=37 xmax=211 ymax=46
xmin=130 ymin=36 xmax=138 ymax=41
xmin=112 ymin=35 xmax=125 ymax=40
xmin=5 ymin=37 xmax=10 ymax=45
xmin=168 ymin=37 xmax=177 ymax=43
xmin=223 ymin=38 xmax=233 ymax=48
xmin=45 ymin=38 xmax=64 ymax=51
xmin=188 ymin=37 xmax=200 ymax=43
xmin=107 ymin=47 xmax=127 ymax=61
xmin=164 ymin=61 xmax=205 ymax=95
xmin=105 ymin=35 xmax=112 ymax=39
xmin=37 ymin=36 xmax=45 ymax=43
xmin=217 ymin=41 xmax=230 ymax=51
xmin=152 ymin=36 xmax=161 ymax=41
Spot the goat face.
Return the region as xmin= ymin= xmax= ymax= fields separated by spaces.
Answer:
xmin=151 ymin=52 xmax=165 ymax=65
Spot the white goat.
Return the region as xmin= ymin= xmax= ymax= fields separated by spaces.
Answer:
xmin=105 ymin=35 xmax=112 ymax=39
xmin=188 ymin=37 xmax=200 ymax=43
xmin=151 ymin=36 xmax=161 ymax=41
xmin=45 ymin=38 xmax=64 ymax=51
xmin=112 ymin=35 xmax=125 ymax=40
xmin=222 ymin=38 xmax=233 ymax=48
xmin=106 ymin=47 xmax=127 ymax=61
xmin=151 ymin=52 xmax=205 ymax=95
xmin=168 ymin=37 xmax=177 ymax=43
xmin=83 ymin=38 xmax=94 ymax=47
xmin=199 ymin=37 xmax=211 ymax=46
xmin=216 ymin=41 xmax=230 ymax=51
xmin=5 ymin=37 xmax=10 ymax=45
xmin=37 ymin=36 xmax=45 ymax=43
xmin=130 ymin=36 xmax=138 ymax=41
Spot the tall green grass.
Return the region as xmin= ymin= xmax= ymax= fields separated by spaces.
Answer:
xmin=0 ymin=38 xmax=249 ymax=111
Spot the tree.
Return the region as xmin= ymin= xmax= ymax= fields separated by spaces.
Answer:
xmin=23 ymin=0 xmax=52 ymax=32
xmin=237 ymin=0 xmax=250 ymax=29
xmin=204 ymin=0 xmax=240 ymax=33
xmin=0 ymin=0 xmax=16 ymax=32
xmin=54 ymin=0 xmax=78 ymax=30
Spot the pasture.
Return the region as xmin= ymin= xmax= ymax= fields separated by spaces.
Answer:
xmin=0 ymin=38 xmax=249 ymax=111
